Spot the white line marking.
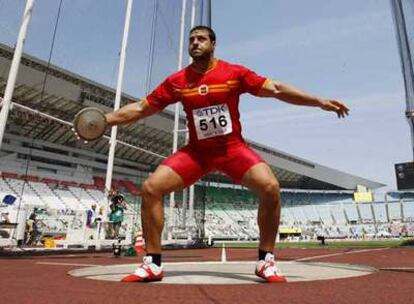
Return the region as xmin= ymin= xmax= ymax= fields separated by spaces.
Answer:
xmin=38 ymin=261 xmax=257 ymax=268
xmin=295 ymin=247 xmax=389 ymax=262
xmin=36 ymin=262 xmax=101 ymax=267
xmin=163 ymin=261 xmax=256 ymax=266
xmin=380 ymin=267 xmax=414 ymax=272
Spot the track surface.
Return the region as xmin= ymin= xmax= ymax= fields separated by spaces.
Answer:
xmin=0 ymin=247 xmax=413 ymax=304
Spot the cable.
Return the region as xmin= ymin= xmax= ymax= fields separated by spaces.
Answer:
xmin=145 ymin=0 xmax=158 ymax=96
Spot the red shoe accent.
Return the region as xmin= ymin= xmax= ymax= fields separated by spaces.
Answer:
xmin=121 ymin=272 xmax=163 ymax=282
xmin=121 ymin=257 xmax=164 ymax=283
xmin=255 ymin=269 xmax=287 ymax=283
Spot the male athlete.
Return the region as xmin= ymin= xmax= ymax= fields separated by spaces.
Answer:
xmin=105 ymin=26 xmax=349 ymax=283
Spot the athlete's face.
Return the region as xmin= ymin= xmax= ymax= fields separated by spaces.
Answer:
xmin=189 ymin=29 xmax=215 ymax=59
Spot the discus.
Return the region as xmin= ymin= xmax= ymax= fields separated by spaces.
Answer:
xmin=72 ymin=107 xmax=107 ymax=141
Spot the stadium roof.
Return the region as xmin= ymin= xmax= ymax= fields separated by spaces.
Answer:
xmin=0 ymin=43 xmax=385 ymax=190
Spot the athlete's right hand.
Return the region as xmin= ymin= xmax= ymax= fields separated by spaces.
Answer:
xmin=320 ymin=100 xmax=350 ymax=118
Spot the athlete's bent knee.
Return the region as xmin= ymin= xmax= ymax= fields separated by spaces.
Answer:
xmin=261 ymin=179 xmax=280 ymax=200
xmin=141 ymin=180 xmax=162 ymax=199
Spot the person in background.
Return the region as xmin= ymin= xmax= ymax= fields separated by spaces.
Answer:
xmin=94 ymin=206 xmax=105 ymax=239
xmin=95 ymin=206 xmax=105 ymax=222
xmin=25 ymin=209 xmax=38 ymax=245
xmin=0 ymin=211 xmax=10 ymax=224
xmin=86 ymin=204 xmax=97 ymax=240
xmin=109 ymin=194 xmax=127 ymax=239
xmin=86 ymin=204 xmax=97 ymax=228
xmin=0 ymin=210 xmax=11 ymax=239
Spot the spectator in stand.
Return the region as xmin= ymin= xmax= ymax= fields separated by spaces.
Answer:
xmin=0 ymin=210 xmax=10 ymax=224
xmin=0 ymin=209 xmax=11 ymax=239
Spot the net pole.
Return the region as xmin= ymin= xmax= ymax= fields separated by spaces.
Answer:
xmin=190 ymin=0 xmax=197 ymax=30
xmin=105 ymin=0 xmax=133 ymax=199
xmin=186 ymin=0 xmax=197 ymax=237
xmin=168 ymin=0 xmax=187 ymax=240
xmin=181 ymin=186 xmax=187 ymax=228
xmin=188 ymin=182 xmax=195 ymax=235
xmin=0 ymin=0 xmax=35 ymax=151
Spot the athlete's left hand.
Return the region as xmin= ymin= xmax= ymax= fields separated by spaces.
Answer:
xmin=320 ymin=100 xmax=350 ymax=118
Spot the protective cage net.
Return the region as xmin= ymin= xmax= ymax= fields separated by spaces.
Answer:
xmin=0 ymin=0 xmax=211 ymax=249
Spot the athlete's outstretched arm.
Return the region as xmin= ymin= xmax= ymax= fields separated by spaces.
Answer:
xmin=257 ymin=80 xmax=350 ymax=118
xmin=105 ymin=99 xmax=159 ymax=126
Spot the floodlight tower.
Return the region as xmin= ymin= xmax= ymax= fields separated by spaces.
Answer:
xmin=391 ymin=0 xmax=414 ymax=158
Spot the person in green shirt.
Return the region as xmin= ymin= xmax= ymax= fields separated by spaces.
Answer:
xmin=108 ymin=194 xmax=127 ymax=239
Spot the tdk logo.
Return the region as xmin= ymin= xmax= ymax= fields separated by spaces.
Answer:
xmin=196 ymin=105 xmax=227 ymax=117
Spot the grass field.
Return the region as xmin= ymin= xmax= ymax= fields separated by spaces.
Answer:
xmin=214 ymin=239 xmax=409 ymax=249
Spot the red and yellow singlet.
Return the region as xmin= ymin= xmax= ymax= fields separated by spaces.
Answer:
xmin=146 ymin=59 xmax=268 ymax=150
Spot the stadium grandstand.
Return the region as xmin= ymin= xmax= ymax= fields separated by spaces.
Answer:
xmin=1 ymin=2 xmax=414 ymax=302
xmin=2 ymin=41 xmax=411 ymax=250
xmin=0 ymin=0 xmax=413 ymax=253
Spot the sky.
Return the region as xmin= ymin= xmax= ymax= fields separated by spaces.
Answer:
xmin=0 ymin=0 xmax=411 ymax=191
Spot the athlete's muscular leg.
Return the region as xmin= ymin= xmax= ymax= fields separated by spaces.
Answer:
xmin=242 ymin=163 xmax=281 ymax=252
xmin=140 ymin=165 xmax=185 ymax=253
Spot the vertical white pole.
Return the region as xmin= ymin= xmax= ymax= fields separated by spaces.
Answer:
xmin=190 ymin=0 xmax=197 ymax=28
xmin=188 ymin=183 xmax=195 ymax=224
xmin=0 ymin=0 xmax=35 ymax=150
xmin=186 ymin=0 xmax=197 ymax=237
xmin=168 ymin=0 xmax=187 ymax=240
xmin=181 ymin=187 xmax=187 ymax=227
xmin=105 ymin=0 xmax=133 ymax=200
xmin=180 ymin=0 xmax=196 ymax=236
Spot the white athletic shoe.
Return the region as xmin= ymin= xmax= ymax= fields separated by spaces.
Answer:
xmin=255 ymin=253 xmax=287 ymax=283
xmin=121 ymin=256 xmax=164 ymax=282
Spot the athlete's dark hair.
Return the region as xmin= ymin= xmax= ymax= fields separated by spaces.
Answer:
xmin=190 ymin=26 xmax=216 ymax=42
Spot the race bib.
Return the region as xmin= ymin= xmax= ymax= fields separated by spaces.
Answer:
xmin=193 ymin=104 xmax=233 ymax=140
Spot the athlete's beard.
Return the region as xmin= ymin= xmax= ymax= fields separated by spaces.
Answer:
xmin=190 ymin=49 xmax=209 ymax=59
xmin=190 ymin=51 xmax=214 ymax=71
